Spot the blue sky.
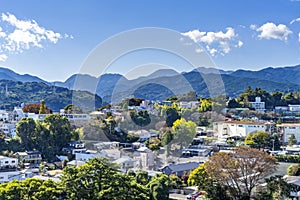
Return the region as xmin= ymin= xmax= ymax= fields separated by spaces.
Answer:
xmin=0 ymin=0 xmax=300 ymax=81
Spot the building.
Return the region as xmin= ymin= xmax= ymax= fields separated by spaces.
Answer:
xmin=161 ymin=162 xmax=199 ymax=177
xmin=75 ymin=150 xmax=107 ymax=162
xmin=277 ymin=124 xmax=300 ymax=144
xmin=113 ymin=156 xmax=136 ymax=173
xmin=249 ymin=97 xmax=265 ymax=112
xmin=214 ymin=121 xmax=267 ymax=138
xmin=0 ymin=156 xmax=18 ymax=170
xmin=134 ymin=147 xmax=155 ymax=170
xmin=62 ymin=141 xmax=86 ymax=155
xmin=15 ymin=151 xmax=42 ymax=166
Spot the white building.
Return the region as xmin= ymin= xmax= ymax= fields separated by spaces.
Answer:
xmin=0 ymin=156 xmax=18 ymax=169
xmin=113 ymin=156 xmax=136 ymax=173
xmin=214 ymin=121 xmax=267 ymax=138
xmin=0 ymin=171 xmax=22 ymax=183
xmin=179 ymin=101 xmax=200 ymax=109
xmin=134 ymin=147 xmax=155 ymax=170
xmin=277 ymin=124 xmax=300 ymax=144
xmin=249 ymin=97 xmax=265 ymax=112
xmin=288 ymin=105 xmax=300 ymax=112
xmin=75 ymin=150 xmax=107 ymax=162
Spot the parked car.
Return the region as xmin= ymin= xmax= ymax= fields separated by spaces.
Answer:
xmin=186 ymin=191 xmax=204 ymax=199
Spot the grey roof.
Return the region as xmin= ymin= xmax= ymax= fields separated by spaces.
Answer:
xmin=165 ymin=162 xmax=199 ymax=172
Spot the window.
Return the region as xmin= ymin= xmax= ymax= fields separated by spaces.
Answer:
xmin=4 ymin=161 xmax=8 ymax=164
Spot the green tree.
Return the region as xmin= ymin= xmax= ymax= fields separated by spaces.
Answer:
xmin=161 ymin=130 xmax=173 ymax=146
xmin=61 ymin=158 xmax=149 ymax=200
xmin=130 ymin=111 xmax=151 ymax=127
xmin=245 ymin=130 xmax=271 ymax=149
xmin=287 ymin=164 xmax=300 ymax=176
xmin=227 ymin=98 xmax=240 ymax=108
xmin=64 ymin=104 xmax=82 ymax=114
xmin=165 ymin=107 xmax=180 ymax=127
xmin=16 ymin=117 xmax=36 ymax=150
xmin=172 ymin=118 xmax=196 ymax=151
xmin=256 ymin=175 xmax=296 ymax=200
xmin=147 ymin=174 xmax=170 ymax=200
xmin=188 ymin=163 xmax=230 ymax=200
xmin=39 ymin=99 xmax=47 ymax=114
xmin=43 ymin=114 xmax=73 ymax=159
xmin=199 ymin=98 xmax=212 ymax=112
xmin=288 ymin=134 xmax=297 ymax=146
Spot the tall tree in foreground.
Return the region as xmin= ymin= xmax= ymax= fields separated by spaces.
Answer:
xmin=205 ymin=146 xmax=278 ymax=200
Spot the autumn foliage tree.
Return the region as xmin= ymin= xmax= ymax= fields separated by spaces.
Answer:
xmin=205 ymin=146 xmax=278 ymax=200
xmin=22 ymin=103 xmax=52 ymax=114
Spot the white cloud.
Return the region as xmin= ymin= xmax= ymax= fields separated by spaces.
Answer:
xmin=0 ymin=12 xmax=71 ymax=60
xmin=255 ymin=22 xmax=292 ymax=41
xmin=298 ymin=33 xmax=300 ymax=42
xmin=250 ymin=24 xmax=257 ymax=30
xmin=234 ymin=40 xmax=244 ymax=48
xmin=182 ymin=27 xmax=241 ymax=56
xmin=290 ymin=18 xmax=300 ymax=24
xmin=0 ymin=54 xmax=7 ymax=62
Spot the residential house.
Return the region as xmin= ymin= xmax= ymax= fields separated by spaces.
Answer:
xmin=161 ymin=162 xmax=199 ymax=177
xmin=62 ymin=141 xmax=86 ymax=155
xmin=15 ymin=150 xmax=42 ymax=167
xmin=214 ymin=121 xmax=267 ymax=139
xmin=0 ymin=156 xmax=18 ymax=170
xmin=134 ymin=147 xmax=155 ymax=170
xmin=75 ymin=150 xmax=107 ymax=162
xmin=277 ymin=123 xmax=300 ymax=144
xmin=113 ymin=156 xmax=136 ymax=173
xmin=249 ymin=97 xmax=265 ymax=113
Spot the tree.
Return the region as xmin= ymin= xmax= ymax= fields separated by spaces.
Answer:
xmin=288 ymin=134 xmax=297 ymax=146
xmin=172 ymin=118 xmax=196 ymax=151
xmin=161 ymin=130 xmax=173 ymax=146
xmin=43 ymin=114 xmax=73 ymax=159
xmin=39 ymin=99 xmax=47 ymax=114
xmin=256 ymin=175 xmax=297 ymax=200
xmin=205 ymin=146 xmax=278 ymax=200
xmin=244 ymin=130 xmax=271 ymax=150
xmin=23 ymin=104 xmax=52 ymax=114
xmin=165 ymin=107 xmax=180 ymax=127
xmin=16 ymin=117 xmax=36 ymax=150
xmin=147 ymin=174 xmax=170 ymax=200
xmin=61 ymin=158 xmax=149 ymax=200
xmin=188 ymin=163 xmax=230 ymax=200
xmin=130 ymin=110 xmax=151 ymax=127
xmin=227 ymin=98 xmax=240 ymax=108
xmin=199 ymin=98 xmax=212 ymax=112
xmin=287 ymin=164 xmax=300 ymax=176
xmin=64 ymin=104 xmax=82 ymax=114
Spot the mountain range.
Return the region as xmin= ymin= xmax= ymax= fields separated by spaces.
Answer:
xmin=0 ymin=65 xmax=300 ymax=104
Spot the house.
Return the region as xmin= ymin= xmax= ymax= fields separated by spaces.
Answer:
xmin=94 ymin=141 xmax=120 ymax=150
xmin=249 ymin=97 xmax=265 ymax=112
xmin=161 ymin=162 xmax=199 ymax=177
xmin=15 ymin=150 xmax=42 ymax=166
xmin=113 ymin=156 xmax=136 ymax=173
xmin=289 ymin=105 xmax=300 ymax=112
xmin=277 ymin=123 xmax=300 ymax=144
xmin=213 ymin=121 xmax=267 ymax=139
xmin=134 ymin=147 xmax=155 ymax=170
xmin=0 ymin=156 xmax=18 ymax=170
xmin=0 ymin=171 xmax=22 ymax=183
xmin=62 ymin=141 xmax=86 ymax=155
xmin=75 ymin=150 xmax=107 ymax=162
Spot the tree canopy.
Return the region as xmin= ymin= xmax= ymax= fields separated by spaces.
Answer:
xmin=205 ymin=146 xmax=278 ymax=200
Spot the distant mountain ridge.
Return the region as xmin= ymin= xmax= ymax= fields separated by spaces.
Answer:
xmin=0 ymin=65 xmax=300 ymax=103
